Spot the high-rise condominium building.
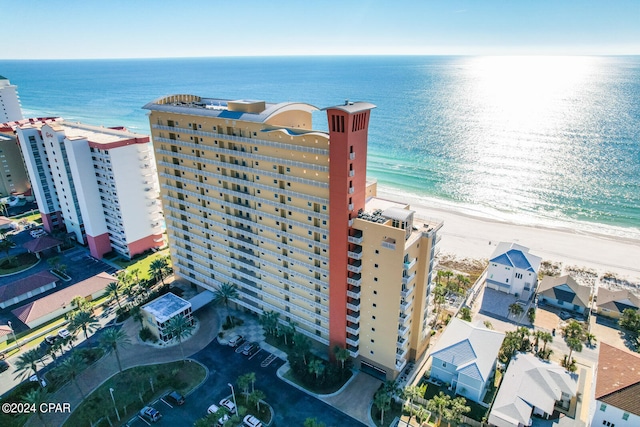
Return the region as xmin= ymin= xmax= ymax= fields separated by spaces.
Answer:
xmin=0 ymin=119 xmax=37 ymax=197
xmin=0 ymin=76 xmax=24 ymax=122
xmin=144 ymin=95 xmax=442 ymax=379
xmin=15 ymin=119 xmax=164 ymax=259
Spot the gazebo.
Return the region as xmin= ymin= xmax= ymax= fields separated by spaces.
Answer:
xmin=22 ymin=236 xmax=63 ymax=259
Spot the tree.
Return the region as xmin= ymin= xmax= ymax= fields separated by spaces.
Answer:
xmin=383 ymin=380 xmax=401 ymax=398
xmin=373 ymin=389 xmax=392 ymax=424
xmin=293 ymin=332 xmax=311 ymax=365
xmin=446 ymin=396 xmax=471 ymax=427
xmin=566 ymin=337 xmax=583 ymax=363
xmin=333 ymin=345 xmax=349 ymax=371
xmin=70 ymin=309 xmax=100 ymax=340
xmin=585 ymin=332 xmax=597 ymax=347
xmin=59 ymin=351 xmax=87 ymax=398
xmin=460 ymin=307 xmax=472 ymax=322
xmin=70 ymin=295 xmax=90 ymax=312
xmin=619 ymin=308 xmax=640 ymax=332
xmin=0 ymin=234 xmax=15 ymax=265
xmin=527 ymin=307 xmax=536 ymax=323
xmin=13 ymin=348 xmax=45 ymax=383
xmin=508 ymin=303 xmax=524 ymax=319
xmin=258 ymin=310 xmax=280 ymax=336
xmin=22 ymin=388 xmax=48 ymax=425
xmin=149 ymin=256 xmax=170 ymax=285
xmin=99 ymin=327 xmax=130 ymax=372
xmin=237 ymin=372 xmax=255 ymax=402
xmin=415 ymin=405 xmax=430 ymax=426
xmin=539 ymin=331 xmax=553 ymax=353
xmin=213 ymin=282 xmax=239 ymax=327
xmin=165 ymin=315 xmax=195 ymax=361
xmin=248 ymin=389 xmax=266 ymax=411
xmin=106 ymin=281 xmax=124 ymax=311
xmin=308 ymin=358 xmax=325 ymax=380
xmin=426 ymin=391 xmax=451 ymax=427
xmin=304 ymin=418 xmax=326 ymax=427
xmin=403 ymin=385 xmax=423 ymax=424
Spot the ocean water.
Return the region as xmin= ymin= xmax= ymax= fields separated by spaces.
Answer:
xmin=1 ymin=56 xmax=639 ymax=239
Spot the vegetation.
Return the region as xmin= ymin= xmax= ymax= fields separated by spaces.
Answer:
xmin=214 ymin=282 xmax=239 ymax=327
xmin=508 ymin=303 xmax=524 ymax=320
xmin=0 ymin=252 xmax=39 ymax=275
xmin=562 ymin=320 xmax=587 ymax=370
xmin=165 ymin=315 xmax=195 ymax=361
xmin=459 ymin=307 xmax=472 ymax=321
xmin=99 ymin=327 xmax=131 ymax=372
xmin=619 ymin=308 xmax=640 ymax=350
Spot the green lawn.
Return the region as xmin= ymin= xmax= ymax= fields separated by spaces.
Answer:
xmin=63 ymin=360 xmax=205 ymax=427
xmin=422 ymin=383 xmax=489 ymax=422
xmin=113 ymin=248 xmax=170 ymax=280
xmin=0 ymin=253 xmax=40 ymax=275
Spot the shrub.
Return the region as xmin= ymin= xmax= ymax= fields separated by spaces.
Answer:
xmin=139 ymin=327 xmax=154 ymax=342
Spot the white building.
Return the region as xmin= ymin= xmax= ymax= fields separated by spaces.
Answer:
xmin=0 ymin=76 xmax=23 ymax=122
xmin=486 ymin=242 xmax=541 ymax=300
xmin=142 ymin=292 xmax=193 ymax=342
xmin=590 ymin=343 xmax=640 ymax=427
xmin=15 ymin=119 xmax=164 ymax=259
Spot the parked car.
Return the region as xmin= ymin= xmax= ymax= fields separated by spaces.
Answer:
xmin=139 ymin=406 xmax=162 ymax=422
xmin=236 ymin=341 xmax=253 ymax=354
xmin=219 ymin=397 xmax=236 ymax=414
xmin=58 ymin=329 xmax=70 ymax=339
xmin=0 ymin=360 xmax=9 ymax=373
xmin=559 ymin=311 xmax=572 ymax=320
xmin=44 ymin=335 xmax=58 ymax=345
xmin=207 ymin=403 xmax=230 ymax=426
xmin=242 ymin=342 xmax=260 ymax=357
xmin=243 ymin=415 xmax=263 ymax=427
xmin=228 ymin=334 xmax=244 ymax=347
xmin=29 ymin=375 xmax=47 ymax=387
xmin=165 ymin=390 xmax=185 ymax=406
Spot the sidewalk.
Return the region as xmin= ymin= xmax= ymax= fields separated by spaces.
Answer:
xmin=26 ymin=303 xmax=220 ymax=427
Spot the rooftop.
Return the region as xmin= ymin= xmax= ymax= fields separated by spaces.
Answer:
xmin=357 ymin=197 xmax=443 ymax=235
xmin=538 ymin=275 xmax=591 ymax=308
xmin=46 ymin=121 xmax=148 ymax=146
xmin=595 ymin=343 xmax=640 ymax=416
xmin=596 ymin=288 xmax=640 ymax=313
xmin=142 ymin=292 xmax=191 ymax=323
xmin=490 ymin=242 xmax=541 ymax=273
xmin=0 ymin=270 xmax=58 ymax=304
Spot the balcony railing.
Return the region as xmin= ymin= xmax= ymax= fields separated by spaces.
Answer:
xmin=346 ymin=324 xmax=359 ymax=335
xmin=347 ymin=248 xmax=363 ymax=260
xmin=396 ymin=346 xmax=409 ymax=361
xmin=399 ymin=314 xmax=410 ymax=326
xmin=396 ymin=337 xmax=408 ymax=350
xmin=347 ymin=261 xmax=362 ymax=274
xmin=395 ymin=358 xmax=407 ymax=372
xmin=346 ymin=336 xmax=359 ymax=347
xmin=403 ymin=258 xmax=417 ymax=270
xmin=400 ymin=298 xmax=413 ymax=312
xmin=401 ymin=286 xmax=414 ymax=299
xmin=347 ymin=235 xmax=363 ymax=244
xmin=348 ymin=170 xmax=355 ymax=177
xmin=347 ymin=274 xmax=362 ymax=286
xmin=348 ymin=219 xmax=354 ymax=227
xmin=346 ymin=300 xmax=360 ymax=311
xmin=402 ymin=273 xmax=416 ymax=285
xmin=346 ymin=313 xmax=360 ymax=324
xmin=347 ymin=289 xmax=360 ymax=299
xmin=398 ymin=325 xmax=410 ymax=337
xmin=349 ymin=152 xmax=356 ymax=160
xmin=348 ymin=203 xmax=354 ymax=211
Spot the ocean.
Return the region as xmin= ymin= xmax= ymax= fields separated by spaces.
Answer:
xmin=1 ymin=56 xmax=639 ymax=239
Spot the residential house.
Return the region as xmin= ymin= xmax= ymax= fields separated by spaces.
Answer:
xmin=591 ymin=343 xmax=640 ymax=427
xmin=429 ymin=318 xmax=505 ymax=403
xmin=486 ymin=242 xmax=541 ymax=300
xmin=595 ymin=288 xmax=639 ymax=320
xmin=537 ymin=275 xmax=591 ymax=316
xmin=489 ymin=353 xmax=578 ymax=427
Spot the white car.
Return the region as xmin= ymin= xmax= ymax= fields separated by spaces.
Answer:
xmin=29 ymin=375 xmax=47 ymax=387
xmin=58 ymin=328 xmax=70 ymax=339
xmin=207 ymin=404 xmax=230 ymax=426
xmin=219 ymin=397 xmax=236 ymax=414
xmin=243 ymin=415 xmax=263 ymax=427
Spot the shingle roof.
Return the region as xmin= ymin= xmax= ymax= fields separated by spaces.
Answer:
xmin=597 ymin=288 xmax=640 ymax=314
xmin=595 ymin=343 xmax=640 ymax=417
xmin=22 ymin=236 xmax=63 ymax=253
xmin=537 ymin=275 xmax=591 ymax=308
xmin=430 ymin=318 xmax=505 ymax=382
xmin=11 ymin=272 xmax=115 ymax=326
xmin=490 ymin=242 xmax=541 ymax=273
xmin=0 ymin=271 xmax=58 ymax=303
xmin=489 ymin=353 xmax=578 ymax=427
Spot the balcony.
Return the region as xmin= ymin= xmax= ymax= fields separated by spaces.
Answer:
xmin=349 ymin=152 xmax=356 ymax=160
xmin=346 ymin=299 xmax=360 ymax=311
xmin=347 ymin=260 xmax=362 ymax=274
xmin=396 ymin=337 xmax=408 ymax=351
xmin=396 ymin=346 xmax=409 ymax=361
xmin=347 ymin=274 xmax=362 ymax=286
xmin=347 ymin=346 xmax=359 ymax=358
xmin=347 ymin=235 xmax=363 ymax=245
xmin=381 ymin=241 xmax=396 ymax=250
xmin=395 ymin=358 xmax=407 ymax=372
xmin=346 ymin=312 xmax=360 ymax=324
xmin=348 ymin=170 xmax=355 ymax=177
xmin=403 ymin=258 xmax=417 ymax=270
xmin=399 ymin=314 xmax=410 ymax=327
xmin=348 ymin=203 xmax=354 ymax=211
xmin=400 ymin=298 xmax=413 ymax=312
xmin=347 ymin=247 xmax=363 ymax=260
xmin=402 ymin=273 xmax=416 ymax=285
xmin=398 ymin=325 xmax=410 ymax=337
xmin=348 ymin=187 xmax=355 ymax=194
xmin=347 ymin=288 xmax=360 ymax=299
xmin=346 ymin=336 xmax=359 ymax=347
xmin=401 ymin=286 xmax=414 ymax=299
xmin=346 ymin=323 xmax=359 ymax=335
xmin=348 ymin=219 xmax=354 ymax=227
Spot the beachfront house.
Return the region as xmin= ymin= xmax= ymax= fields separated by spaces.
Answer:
xmin=595 ymin=288 xmax=639 ymax=320
xmin=429 ymin=318 xmax=505 ymax=403
xmin=537 ymin=275 xmax=591 ymax=316
xmin=591 ymin=343 xmax=640 ymax=427
xmin=488 ymin=353 xmax=578 ymax=427
xmin=486 ymin=242 xmax=541 ymax=300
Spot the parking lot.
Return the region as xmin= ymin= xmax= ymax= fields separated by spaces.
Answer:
xmin=124 ymin=340 xmax=363 ymax=427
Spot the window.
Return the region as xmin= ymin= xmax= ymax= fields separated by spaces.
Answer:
xmin=442 ymin=362 xmax=447 ymax=367
xmin=600 ymin=403 xmax=607 ymax=412
xmin=622 ymin=412 xmax=629 ymax=420
xmin=374 ymin=264 xmax=378 ymax=268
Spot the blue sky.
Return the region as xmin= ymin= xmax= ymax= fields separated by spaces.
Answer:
xmin=3 ymin=0 xmax=639 ymax=59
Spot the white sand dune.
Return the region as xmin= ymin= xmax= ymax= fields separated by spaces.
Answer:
xmin=376 ymin=187 xmax=640 ymax=283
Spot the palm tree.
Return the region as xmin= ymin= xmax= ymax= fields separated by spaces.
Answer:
xmin=70 ymin=309 xmax=99 ymax=340
xmin=293 ymin=332 xmax=311 ymax=364
xmin=540 ymin=331 xmax=553 ymax=353
xmin=99 ymin=327 xmax=130 ymax=372
xmin=213 ymin=282 xmax=239 ymax=327
xmin=130 ymin=305 xmax=144 ymax=328
xmin=383 ymin=380 xmax=401 ymax=398
xmin=373 ymin=389 xmax=392 ymax=424
xmin=165 ymin=315 xmax=195 ymax=361
xmin=0 ymin=234 xmax=14 ymax=265
xmin=508 ymin=303 xmax=524 ymax=319
xmin=446 ymin=397 xmax=471 ymax=427
xmin=308 ymin=358 xmax=325 ymax=380
xmin=585 ymin=332 xmax=597 ymax=347
xmin=258 ymin=310 xmax=280 ymax=336
xmin=70 ymin=295 xmax=90 ymax=312
xmin=237 ymin=373 xmax=252 ymax=402
xmin=566 ymin=337 xmax=583 ymax=363
xmin=426 ymin=391 xmax=451 ymax=427
xmin=23 ymin=388 xmax=48 ymax=425
xmin=403 ymin=385 xmax=423 ymax=424
xmin=248 ymin=389 xmax=266 ymax=411
xmin=13 ymin=348 xmax=45 ymax=382
xmin=333 ymin=345 xmax=349 ymax=371
xmin=415 ymin=406 xmax=430 ymax=426
xmin=59 ymin=351 xmax=87 ymax=398
xmin=106 ymin=281 xmax=123 ymax=311
xmin=130 ymin=267 xmax=141 ymax=283
xmin=149 ymin=256 xmax=170 ymax=285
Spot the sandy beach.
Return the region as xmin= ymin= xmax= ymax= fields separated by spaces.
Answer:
xmin=377 ymin=187 xmax=640 ymax=284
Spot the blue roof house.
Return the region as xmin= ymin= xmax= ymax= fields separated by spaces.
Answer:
xmin=429 ymin=318 xmax=505 ymax=403
xmin=486 ymin=242 xmax=541 ymax=301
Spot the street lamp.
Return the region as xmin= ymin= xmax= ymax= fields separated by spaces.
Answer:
xmin=7 ymin=320 xmax=19 ymax=349
xmin=228 ymin=383 xmax=237 ymax=414
xmin=109 ymin=387 xmax=121 ymax=421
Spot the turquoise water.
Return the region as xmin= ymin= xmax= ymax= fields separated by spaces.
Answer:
xmin=1 ymin=56 xmax=639 ymax=238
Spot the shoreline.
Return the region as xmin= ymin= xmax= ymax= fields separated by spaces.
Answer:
xmin=376 ymin=187 xmax=640 ymax=284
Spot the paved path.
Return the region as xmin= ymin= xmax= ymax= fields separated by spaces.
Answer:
xmin=26 ymin=304 xmax=220 ymax=427
xmin=321 ymin=372 xmax=382 ymax=425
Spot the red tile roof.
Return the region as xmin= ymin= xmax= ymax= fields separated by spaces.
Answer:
xmin=11 ymin=272 xmax=115 ymax=326
xmin=22 ymin=236 xmax=63 ymax=253
xmin=0 ymin=324 xmax=11 ymax=337
xmin=596 ymin=343 xmax=640 ymax=416
xmin=0 ymin=270 xmax=57 ymax=303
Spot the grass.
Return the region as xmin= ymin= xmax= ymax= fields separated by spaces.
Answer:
xmin=422 ymin=383 xmax=489 ymax=422
xmin=371 ymin=401 xmax=403 ymax=427
xmin=63 ymin=360 xmax=205 ymax=427
xmin=0 ymin=252 xmax=40 ymax=275
xmin=113 ymin=248 xmax=170 ymax=280
xmin=11 ymin=211 xmax=41 ymax=222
